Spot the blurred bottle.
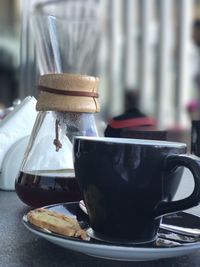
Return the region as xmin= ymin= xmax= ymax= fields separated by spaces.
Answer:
xmin=191 ymin=120 xmax=200 ymax=156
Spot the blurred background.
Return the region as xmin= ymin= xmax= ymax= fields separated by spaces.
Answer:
xmin=1 ymin=0 xmax=200 ymax=145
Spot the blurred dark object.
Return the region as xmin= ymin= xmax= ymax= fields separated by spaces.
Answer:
xmin=186 ymin=100 xmax=200 ymax=121
xmin=193 ymin=20 xmax=200 ymax=47
xmin=0 ymin=102 xmax=6 ymax=120
xmin=0 ymin=49 xmax=18 ymax=107
xmin=104 ymin=91 xmax=157 ymax=137
xmin=104 ymin=110 xmax=156 ymax=137
xmin=191 ymin=120 xmax=200 ymax=156
xmin=121 ymin=128 xmax=167 ymax=141
xmin=166 ymin=125 xmax=191 ymax=152
xmin=192 ymin=19 xmax=200 ymax=120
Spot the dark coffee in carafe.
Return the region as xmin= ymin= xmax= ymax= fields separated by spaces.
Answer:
xmin=15 ymin=172 xmax=82 ymax=208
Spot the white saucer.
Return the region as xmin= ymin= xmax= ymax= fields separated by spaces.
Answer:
xmin=23 ymin=202 xmax=200 ymax=261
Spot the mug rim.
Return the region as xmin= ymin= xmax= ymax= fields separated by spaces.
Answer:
xmin=74 ymin=136 xmax=187 ymax=148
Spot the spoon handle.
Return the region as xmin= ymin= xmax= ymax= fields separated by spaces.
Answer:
xmin=160 ymin=223 xmax=200 ymax=238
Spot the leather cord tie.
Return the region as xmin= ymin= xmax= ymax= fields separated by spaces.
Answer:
xmin=53 ymin=119 xmax=62 ymax=152
xmin=39 ymin=85 xmax=99 ymax=98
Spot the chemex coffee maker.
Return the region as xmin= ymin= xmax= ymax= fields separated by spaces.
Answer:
xmin=15 ymin=73 xmax=100 ymax=207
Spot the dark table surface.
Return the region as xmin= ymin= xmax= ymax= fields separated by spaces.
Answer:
xmin=1 ymin=191 xmax=200 ymax=267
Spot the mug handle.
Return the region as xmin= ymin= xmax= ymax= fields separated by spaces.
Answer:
xmin=154 ymin=154 xmax=200 ymax=218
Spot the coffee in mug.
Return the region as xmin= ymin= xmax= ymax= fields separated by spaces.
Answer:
xmin=73 ymin=137 xmax=200 ymax=244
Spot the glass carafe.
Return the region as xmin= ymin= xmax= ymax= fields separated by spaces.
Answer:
xmin=15 ymin=73 xmax=100 ymax=207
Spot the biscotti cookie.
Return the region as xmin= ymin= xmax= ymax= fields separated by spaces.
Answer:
xmin=27 ymin=208 xmax=88 ymax=240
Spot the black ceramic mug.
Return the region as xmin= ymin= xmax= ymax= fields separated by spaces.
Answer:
xmin=73 ymin=136 xmax=200 ymax=244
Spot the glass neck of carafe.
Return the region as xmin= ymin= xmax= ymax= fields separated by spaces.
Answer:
xmin=54 ymin=111 xmax=98 ymax=142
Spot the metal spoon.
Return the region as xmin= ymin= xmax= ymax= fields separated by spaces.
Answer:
xmin=160 ymin=223 xmax=200 ymax=238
